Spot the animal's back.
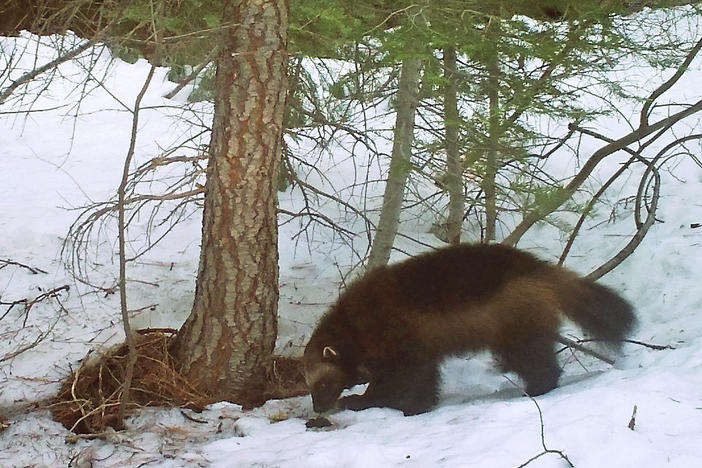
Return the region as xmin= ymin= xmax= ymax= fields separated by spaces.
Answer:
xmin=338 ymin=243 xmax=548 ymax=317
xmin=386 ymin=243 xmax=547 ymax=308
xmin=330 ymin=244 xmax=558 ymax=358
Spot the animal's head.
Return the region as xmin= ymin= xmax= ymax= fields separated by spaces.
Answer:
xmin=303 ymin=342 xmax=358 ymax=413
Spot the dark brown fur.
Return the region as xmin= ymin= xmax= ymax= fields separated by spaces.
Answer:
xmin=303 ymin=243 xmax=635 ymax=415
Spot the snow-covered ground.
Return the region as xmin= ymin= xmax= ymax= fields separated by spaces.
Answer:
xmin=2 ymin=25 xmax=702 ymax=467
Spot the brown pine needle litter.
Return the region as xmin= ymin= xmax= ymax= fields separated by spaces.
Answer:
xmin=50 ymin=329 xmax=308 ymax=435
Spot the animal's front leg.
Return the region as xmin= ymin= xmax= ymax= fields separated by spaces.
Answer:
xmin=338 ymin=382 xmax=383 ymax=411
xmin=339 ymin=361 xmax=440 ymax=415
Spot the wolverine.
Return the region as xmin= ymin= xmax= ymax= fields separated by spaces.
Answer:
xmin=303 ymin=243 xmax=635 ymax=415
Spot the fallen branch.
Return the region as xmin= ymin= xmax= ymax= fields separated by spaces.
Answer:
xmin=0 ymin=292 xmax=69 ymax=363
xmin=65 ymin=431 xmax=113 ymax=443
xmin=555 ymin=336 xmax=673 ymax=369
xmin=622 ymin=339 xmax=674 ymax=351
xmin=565 ymin=337 xmax=674 ymax=351
xmin=0 ymin=285 xmax=70 ymax=324
xmin=556 ymin=335 xmax=615 ymax=365
xmin=180 ymin=409 xmax=208 ymax=424
xmin=0 ymin=259 xmax=48 ymax=275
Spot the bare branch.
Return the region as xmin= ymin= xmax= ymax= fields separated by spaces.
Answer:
xmin=116 ymin=63 xmax=157 ymax=426
xmin=0 ymin=259 xmax=48 ymax=275
xmin=163 ymin=48 xmax=217 ymax=99
xmin=0 ymin=38 xmax=96 ymax=105
xmin=585 ymin=161 xmax=659 ymax=280
xmin=0 ymin=285 xmax=70 ymax=324
xmin=558 ymin=152 xmax=641 ymax=266
xmin=640 ymin=36 xmax=702 ymax=127
xmin=558 ymin=125 xmax=700 ymax=279
xmin=556 ymin=335 xmax=615 ymax=365
xmin=504 ymin=92 xmax=702 ymax=246
xmin=504 ymin=376 xmax=575 ymax=468
xmin=0 ymin=288 xmax=70 ymax=363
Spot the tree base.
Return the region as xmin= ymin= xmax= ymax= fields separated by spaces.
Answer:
xmin=51 ymin=329 xmax=308 ymax=434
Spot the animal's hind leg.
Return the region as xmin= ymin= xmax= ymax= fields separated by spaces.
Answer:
xmin=340 ymin=360 xmax=440 ymax=415
xmin=515 ymin=337 xmax=561 ymax=396
xmin=494 ymin=329 xmax=561 ymax=397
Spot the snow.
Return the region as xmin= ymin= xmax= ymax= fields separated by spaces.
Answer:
xmin=2 ymin=24 xmax=702 ymax=468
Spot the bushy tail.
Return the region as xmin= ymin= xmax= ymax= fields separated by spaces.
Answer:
xmin=558 ymin=277 xmax=636 ymax=348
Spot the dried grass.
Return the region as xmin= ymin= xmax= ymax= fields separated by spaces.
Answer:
xmin=50 ymin=329 xmax=308 ymax=435
xmin=51 ymin=329 xmax=209 ymax=433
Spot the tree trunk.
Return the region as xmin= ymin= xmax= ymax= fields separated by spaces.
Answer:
xmin=483 ymin=23 xmax=501 ymax=243
xmin=443 ymin=46 xmax=463 ymax=245
xmin=367 ymin=57 xmax=422 ymax=269
xmin=172 ymin=0 xmax=288 ymax=405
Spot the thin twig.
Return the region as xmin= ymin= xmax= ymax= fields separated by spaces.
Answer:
xmin=565 ymin=337 xmax=674 ymax=351
xmin=515 ymin=393 xmax=575 ymax=468
xmin=556 ymin=335 xmax=615 ymax=365
xmin=116 ymin=63 xmax=158 ymax=426
xmin=180 ymin=409 xmax=208 ymax=424
xmin=640 ymin=36 xmax=702 ymax=127
xmin=504 ymin=376 xmax=574 ymax=468
xmin=0 ymin=39 xmax=96 ymax=105
xmin=0 ymin=285 xmax=70 ymax=324
xmin=587 ymin=163 xmax=660 ymax=281
xmin=163 ymin=48 xmax=217 ymax=99
xmin=0 ymin=291 xmax=69 ymax=363
xmin=558 ymin=151 xmax=641 ymax=266
xmin=628 ymin=404 xmax=637 ymax=431
xmin=0 ymin=259 xmax=48 ymax=275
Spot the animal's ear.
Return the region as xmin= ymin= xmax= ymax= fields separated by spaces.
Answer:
xmin=322 ymin=346 xmax=338 ymax=359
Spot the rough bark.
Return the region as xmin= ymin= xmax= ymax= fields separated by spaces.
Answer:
xmin=172 ymin=0 xmax=288 ymax=404
xmin=367 ymin=57 xmax=422 ymax=269
xmin=443 ymin=46 xmax=463 ymax=246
